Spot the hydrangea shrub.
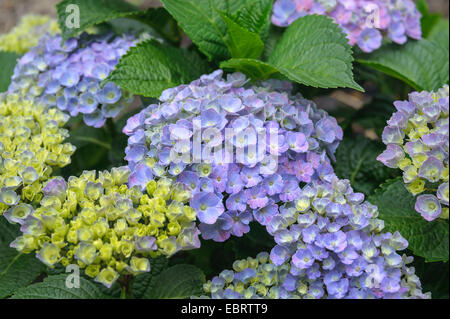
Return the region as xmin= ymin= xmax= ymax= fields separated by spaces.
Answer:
xmin=0 ymin=0 xmax=448 ymax=301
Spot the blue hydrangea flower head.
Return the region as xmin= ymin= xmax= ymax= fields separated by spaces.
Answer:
xmin=8 ymin=33 xmax=137 ymax=128
xmin=123 ymin=70 xmax=343 ymax=241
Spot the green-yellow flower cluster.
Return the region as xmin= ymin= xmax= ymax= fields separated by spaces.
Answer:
xmin=0 ymin=15 xmax=59 ymax=54
xmin=8 ymin=167 xmax=200 ymax=288
xmin=0 ymin=94 xmax=75 ymax=215
xmin=200 ymin=252 xmax=298 ymax=299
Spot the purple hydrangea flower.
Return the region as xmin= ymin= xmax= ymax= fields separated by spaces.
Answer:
xmin=271 ymin=0 xmax=422 ymax=52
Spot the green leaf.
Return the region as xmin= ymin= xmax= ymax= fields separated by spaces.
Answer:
xmin=106 ymin=40 xmax=211 ymax=98
xmin=220 ymin=58 xmax=278 ymax=80
xmin=232 ymin=0 xmax=273 ymax=42
xmin=56 ymin=0 xmax=146 ymax=40
xmin=11 ymin=274 xmax=109 ymax=299
xmin=334 ymin=136 xmax=395 ymax=197
xmin=357 ymin=39 xmax=449 ymax=91
xmin=219 ymin=12 xmax=264 ymax=59
xmin=0 ymin=51 xmax=20 ymax=92
xmin=369 ymin=178 xmax=449 ymax=262
xmin=131 ymin=256 xmax=168 ymax=299
xmin=268 ymin=15 xmax=363 ymax=91
xmin=416 ymin=0 xmax=442 ymax=38
xmin=427 ymin=19 xmax=449 ymax=51
xmin=160 ymin=0 xmax=232 ymax=61
xmin=145 ymin=264 xmax=205 ymax=299
xmin=0 ymin=219 xmax=44 ymax=298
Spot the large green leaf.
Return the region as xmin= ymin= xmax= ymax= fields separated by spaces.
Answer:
xmin=56 ymin=0 xmax=146 ymax=39
xmin=427 ymin=19 xmax=449 ymax=51
xmin=106 ymin=40 xmax=211 ymax=98
xmin=145 ymin=264 xmax=205 ymax=299
xmin=10 ymin=274 xmax=109 ymax=299
xmin=268 ymin=15 xmax=363 ymax=91
xmin=220 ymin=58 xmax=278 ymax=80
xmin=0 ymin=219 xmax=44 ymax=298
xmin=334 ymin=136 xmax=395 ymax=197
xmin=369 ymin=178 xmax=449 ymax=262
xmin=357 ymin=39 xmax=449 ymax=92
xmin=0 ymin=51 xmax=20 ymax=92
xmin=219 ymin=12 xmax=264 ymax=59
xmin=160 ymin=0 xmax=232 ymax=61
xmin=231 ymin=0 xmax=273 ymax=42
xmin=131 ymin=256 xmax=168 ymax=299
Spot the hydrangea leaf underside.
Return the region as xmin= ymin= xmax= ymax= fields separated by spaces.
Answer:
xmin=369 ymin=178 xmax=449 ymax=262
xmin=268 ymin=15 xmax=363 ymax=91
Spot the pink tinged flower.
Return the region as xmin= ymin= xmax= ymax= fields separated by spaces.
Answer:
xmin=295 ymin=161 xmax=314 ymax=183
xmin=415 ymin=194 xmax=442 ymax=221
xmin=245 ymin=187 xmax=269 ymax=209
xmin=377 ymin=144 xmax=405 ymax=168
xmin=330 ymin=4 xmax=352 ymax=24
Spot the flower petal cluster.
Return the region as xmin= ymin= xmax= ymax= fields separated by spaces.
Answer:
xmin=8 ymin=167 xmax=200 ymax=288
xmin=271 ymin=0 xmax=422 ymax=52
xmin=0 ymin=14 xmax=59 ymax=54
xmin=123 ymin=70 xmax=342 ymax=241
xmin=8 ymin=33 xmax=136 ymax=128
xmin=377 ymin=85 xmax=449 ymax=221
xmin=198 ymin=246 xmax=428 ymax=299
xmin=0 ymin=94 xmax=75 ymax=215
xmin=199 ymin=252 xmax=301 ymax=299
xmin=259 ymin=174 xmax=429 ymax=299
